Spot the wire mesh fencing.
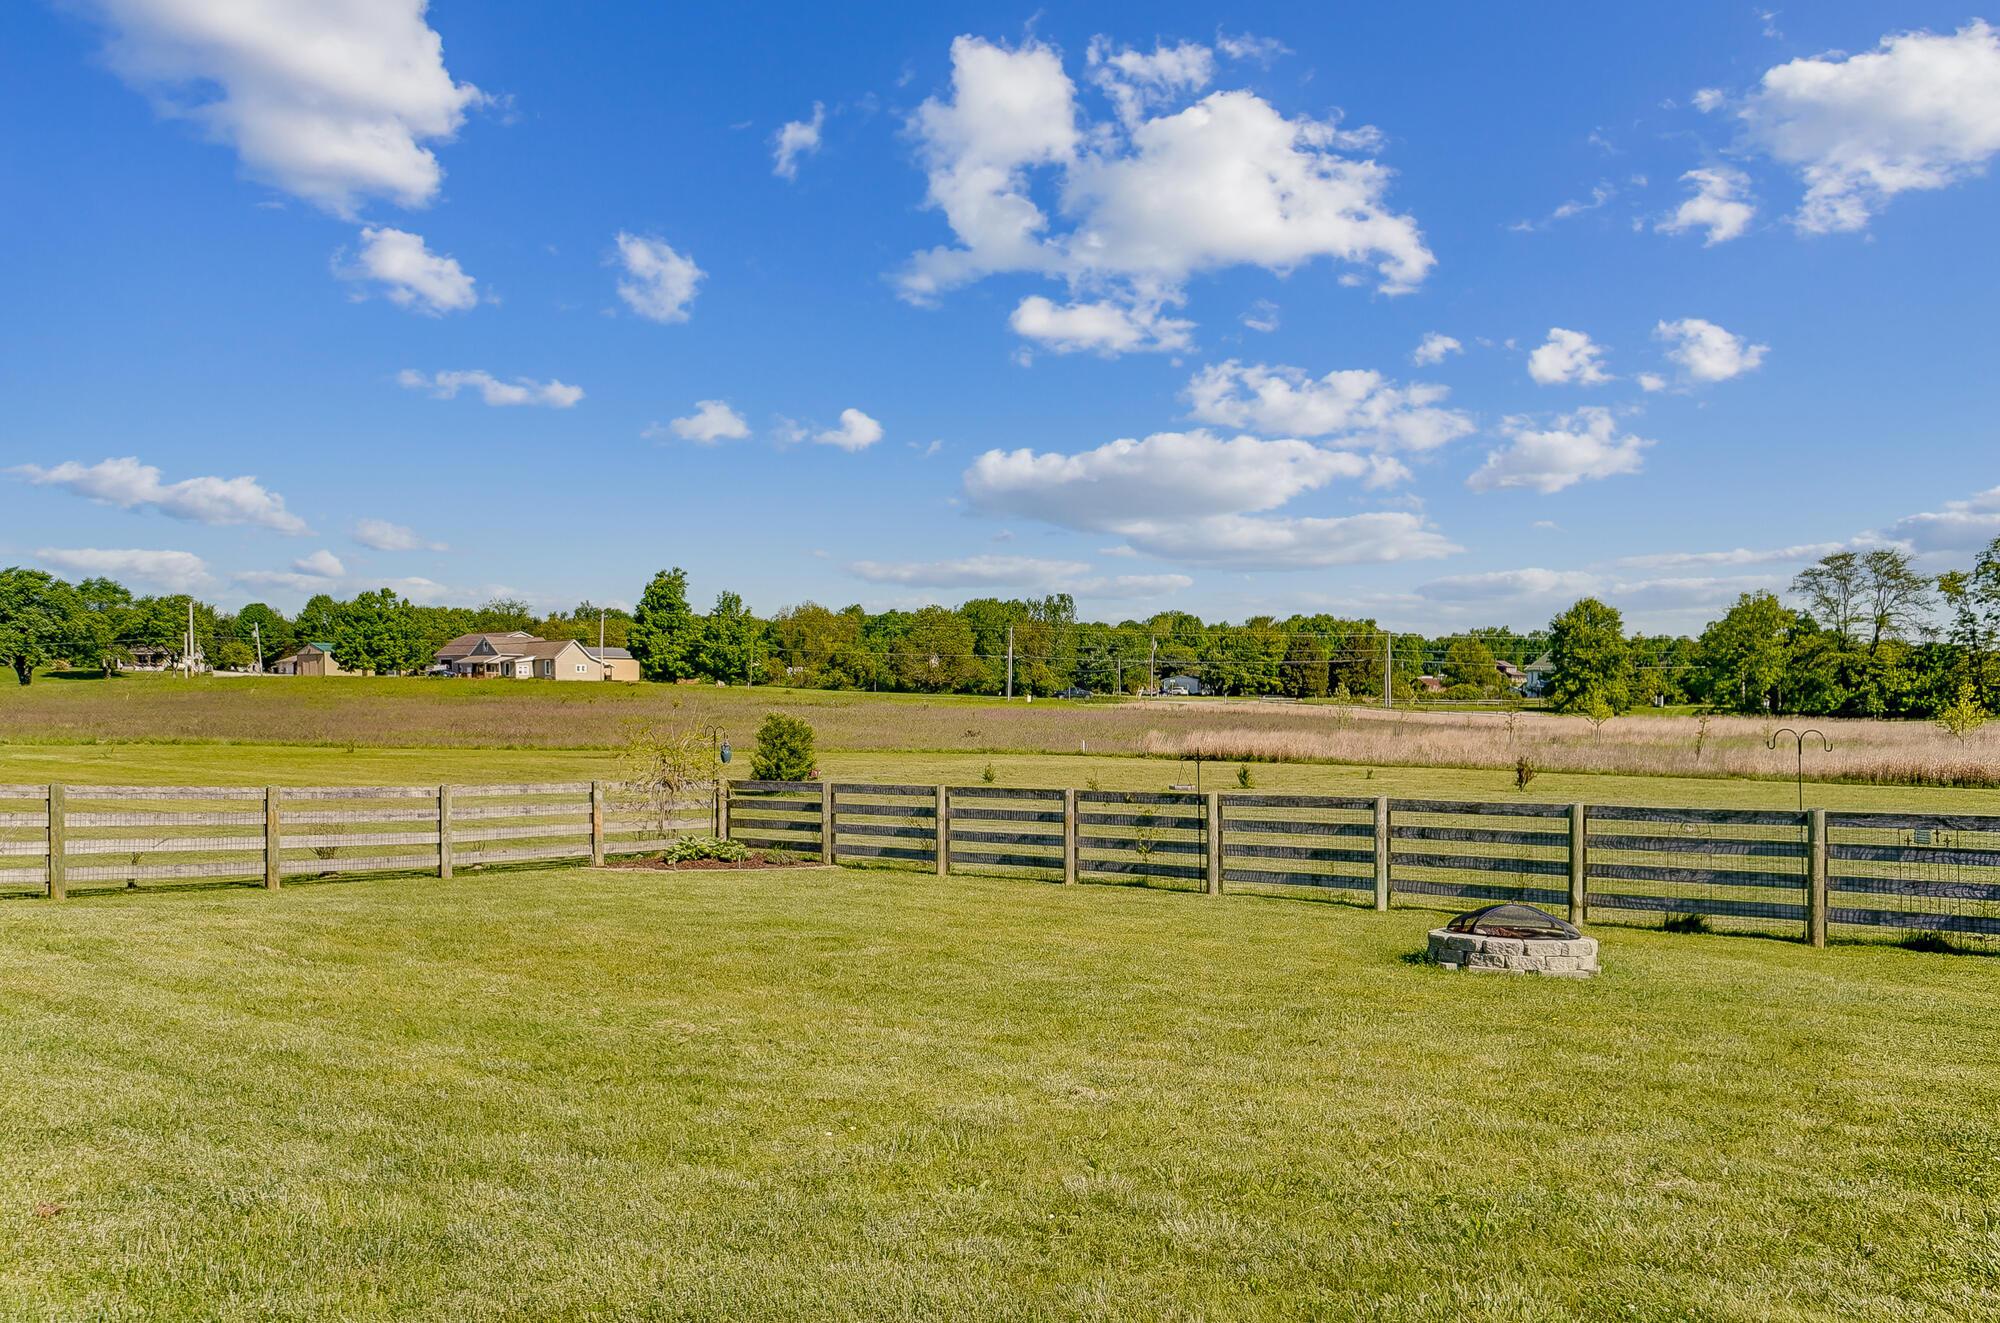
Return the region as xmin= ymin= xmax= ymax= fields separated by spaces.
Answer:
xmin=1075 ymin=790 xmax=1207 ymax=891
xmin=1826 ymin=811 xmax=2000 ymax=944
xmin=945 ymin=787 xmax=1067 ymax=882
xmin=1218 ymin=794 xmax=1376 ymax=904
xmin=829 ymin=784 xmax=938 ymax=869
xmin=1584 ymin=806 xmax=1808 ymax=937
xmin=1390 ymin=799 xmax=1573 ymax=910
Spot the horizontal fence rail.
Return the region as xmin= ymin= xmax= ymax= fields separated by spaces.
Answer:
xmin=12 ymin=779 xmax=1996 ymax=953
xmin=3 ymin=781 xmax=715 ymax=899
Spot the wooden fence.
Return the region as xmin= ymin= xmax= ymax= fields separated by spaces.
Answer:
xmin=722 ymin=782 xmax=2000 ymax=948
xmin=0 ymin=781 xmax=709 ymax=899
xmin=10 ymin=779 xmax=2000 ymax=949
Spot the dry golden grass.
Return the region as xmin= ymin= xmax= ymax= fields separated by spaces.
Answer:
xmin=1139 ymin=703 xmax=2000 ymax=788
xmin=3 ymin=674 xmax=1994 ymax=789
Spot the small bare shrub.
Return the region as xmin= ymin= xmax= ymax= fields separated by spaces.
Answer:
xmin=624 ymin=724 xmax=719 ymax=838
xmin=1514 ymin=757 xmax=1536 ymax=791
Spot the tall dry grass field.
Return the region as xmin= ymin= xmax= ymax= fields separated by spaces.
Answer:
xmin=1142 ymin=703 xmax=2000 ymax=788
xmin=2 ymin=675 xmax=1994 ymax=788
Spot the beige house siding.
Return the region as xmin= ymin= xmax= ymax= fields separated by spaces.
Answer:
xmin=436 ymin=633 xmax=642 ymax=682
xmin=539 ymin=641 xmax=600 ymax=680
xmin=272 ymin=645 xmax=348 ymax=677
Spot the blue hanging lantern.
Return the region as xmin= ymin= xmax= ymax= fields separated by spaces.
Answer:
xmin=719 ymin=740 xmax=732 ymax=764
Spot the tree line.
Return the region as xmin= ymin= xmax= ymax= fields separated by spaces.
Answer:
xmin=3 ymin=539 xmax=1997 ymax=724
xmin=1545 ymin=544 xmax=2000 ymax=720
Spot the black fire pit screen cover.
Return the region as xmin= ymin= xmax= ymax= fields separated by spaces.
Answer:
xmin=1443 ymin=903 xmax=1581 ymax=940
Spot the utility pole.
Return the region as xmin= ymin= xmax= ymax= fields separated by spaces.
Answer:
xmin=1148 ymin=636 xmax=1157 ymax=694
xmin=1382 ymin=632 xmax=1393 ymax=710
xmin=186 ymin=599 xmax=196 ymax=678
xmin=252 ymin=623 xmax=264 ymax=673
xmin=598 ymin=608 xmax=606 ymax=679
xmin=1005 ymin=624 xmax=1014 ymax=700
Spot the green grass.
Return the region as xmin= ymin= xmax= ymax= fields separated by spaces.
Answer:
xmin=6 ymin=866 xmax=2000 ymax=1319
xmin=6 ymin=740 xmax=2000 ymax=815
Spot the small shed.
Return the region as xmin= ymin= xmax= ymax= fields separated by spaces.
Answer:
xmin=584 ymin=645 xmax=640 ymax=682
xmin=271 ymin=642 xmax=347 ymax=676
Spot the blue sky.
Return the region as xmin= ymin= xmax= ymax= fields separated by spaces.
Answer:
xmin=3 ymin=2 xmax=1998 ymax=632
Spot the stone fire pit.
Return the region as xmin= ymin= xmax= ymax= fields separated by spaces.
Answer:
xmin=1426 ymin=902 xmax=1598 ymax=978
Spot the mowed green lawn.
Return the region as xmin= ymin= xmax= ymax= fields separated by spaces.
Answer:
xmin=6 ymin=740 xmax=2000 ymax=815
xmin=5 ymin=867 xmax=1998 ymax=1320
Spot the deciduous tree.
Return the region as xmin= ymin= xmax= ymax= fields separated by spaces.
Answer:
xmin=0 ymin=567 xmax=82 ymax=684
xmin=333 ymin=589 xmax=427 ymax=675
xmin=1545 ymin=597 xmax=1631 ymax=714
xmin=630 ymin=568 xmax=701 ymax=682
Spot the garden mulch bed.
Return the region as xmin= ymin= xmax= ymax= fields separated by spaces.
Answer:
xmin=606 ymin=853 xmax=807 ymax=872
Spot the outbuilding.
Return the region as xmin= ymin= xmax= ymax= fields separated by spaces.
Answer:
xmin=270 ymin=642 xmax=348 ymax=676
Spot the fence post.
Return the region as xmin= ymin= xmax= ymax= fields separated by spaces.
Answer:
xmin=1062 ymin=788 xmax=1078 ymax=885
xmin=1205 ymin=792 xmax=1223 ymax=895
xmin=1373 ymin=796 xmax=1391 ymax=911
xmin=1568 ymin=803 xmax=1587 ymax=925
xmin=263 ymin=786 xmax=281 ymax=891
xmin=46 ymin=784 xmax=65 ymax=901
xmin=438 ymin=784 xmax=453 ymax=879
xmin=1807 ymin=807 xmax=1828 ymax=949
xmin=934 ymin=785 xmax=949 ymax=877
xmin=820 ymin=781 xmax=835 ymax=866
xmin=590 ymin=780 xmax=606 ymax=867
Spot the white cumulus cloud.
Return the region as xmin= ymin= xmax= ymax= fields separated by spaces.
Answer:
xmin=1186 ymin=360 xmax=1474 ymax=452
xmin=82 ymin=0 xmax=484 ymax=216
xmin=847 ymin=554 xmax=1093 ymax=588
xmin=1411 ymin=332 xmax=1462 ymax=366
xmin=36 ymin=546 xmax=212 ymax=592
xmin=1526 ymin=327 xmax=1611 ymax=385
xmin=1240 ymin=299 xmax=1280 ymax=333
xmin=1467 ymin=408 xmax=1651 ymax=494
xmin=613 ymin=232 xmax=702 ymax=323
xmin=814 ymin=408 xmax=884 ymax=451
xmin=772 ymin=102 xmax=825 ymax=179
xmin=898 ymin=36 xmax=1432 ymax=349
xmin=339 ymin=226 xmax=476 ymax=314
xmin=1655 ymin=318 xmax=1768 ymax=383
xmin=654 ymin=400 xmax=750 ymax=444
xmin=292 ymin=549 xmax=345 ymax=577
xmin=1657 ymin=166 xmax=1757 ymax=244
xmin=12 ymin=456 xmax=307 ymax=533
xmin=1418 ymin=567 xmax=1602 ymax=604
xmin=1009 ymin=295 xmax=1192 ymax=354
xmin=1741 ymin=21 xmax=2000 ymax=233
xmin=397 ymin=369 xmax=582 ymax=407
xmin=962 ymin=429 xmax=1452 ymax=567
xmin=1881 ymin=486 xmax=2000 ymax=552
xmin=1087 ymin=36 xmax=1215 ymax=128
xmin=353 ymin=518 xmax=444 ymax=552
